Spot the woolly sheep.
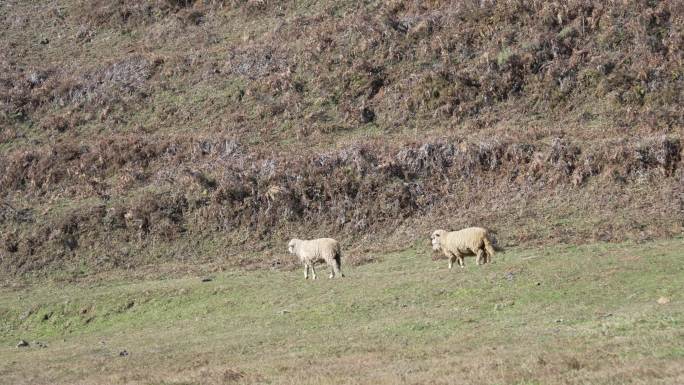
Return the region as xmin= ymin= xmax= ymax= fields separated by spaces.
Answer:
xmin=431 ymin=227 xmax=497 ymax=269
xmin=287 ymin=238 xmax=344 ymax=280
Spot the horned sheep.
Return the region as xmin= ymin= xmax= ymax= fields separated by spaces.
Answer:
xmin=287 ymin=238 xmax=344 ymax=280
xmin=431 ymin=227 xmax=498 ymax=269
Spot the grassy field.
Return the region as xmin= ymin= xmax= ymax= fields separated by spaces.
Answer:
xmin=1 ymin=238 xmax=683 ymax=385
xmin=2 ymin=2 xmax=682 ymax=383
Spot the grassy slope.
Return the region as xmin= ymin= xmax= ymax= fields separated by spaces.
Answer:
xmin=1 ymin=239 xmax=683 ymax=385
xmin=2 ymin=1 xmax=683 ymax=275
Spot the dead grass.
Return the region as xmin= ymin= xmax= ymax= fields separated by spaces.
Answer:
xmin=2 ymin=1 xmax=682 ymax=144
xmin=1 ymin=0 xmax=683 ymax=275
xmin=0 ymin=132 xmax=682 ymax=275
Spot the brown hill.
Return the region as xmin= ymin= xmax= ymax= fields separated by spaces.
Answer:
xmin=1 ymin=0 xmax=682 ymax=276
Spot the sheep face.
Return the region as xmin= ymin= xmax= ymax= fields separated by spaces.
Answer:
xmin=287 ymin=239 xmax=298 ymax=254
xmin=431 ymin=230 xmax=446 ymax=251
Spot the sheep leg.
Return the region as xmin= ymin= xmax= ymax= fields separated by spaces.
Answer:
xmin=457 ymin=253 xmax=465 ymax=268
xmin=476 ymin=249 xmax=485 ymax=265
xmin=483 ymin=236 xmax=496 ymax=263
xmin=448 ymin=253 xmax=457 ymax=270
xmin=310 ymin=263 xmax=317 ymax=280
xmin=304 ymin=263 xmax=309 ymax=280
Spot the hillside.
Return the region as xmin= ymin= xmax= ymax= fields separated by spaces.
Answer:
xmin=1 ymin=0 xmax=683 ymax=276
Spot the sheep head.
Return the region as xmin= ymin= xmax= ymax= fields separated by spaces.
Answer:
xmin=431 ymin=229 xmax=447 ymax=251
xmin=287 ymin=239 xmax=299 ymax=254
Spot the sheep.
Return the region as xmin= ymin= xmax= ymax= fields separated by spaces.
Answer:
xmin=287 ymin=238 xmax=344 ymax=280
xmin=431 ymin=227 xmax=498 ymax=269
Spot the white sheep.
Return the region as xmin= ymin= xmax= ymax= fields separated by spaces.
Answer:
xmin=287 ymin=238 xmax=344 ymax=280
xmin=431 ymin=227 xmax=498 ymax=269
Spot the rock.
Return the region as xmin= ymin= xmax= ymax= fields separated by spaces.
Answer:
xmin=360 ymin=107 xmax=375 ymax=123
xmin=535 ymin=282 xmax=541 ymax=286
xmin=16 ymin=340 xmax=29 ymax=348
xmin=504 ymin=272 xmax=515 ymax=281
xmin=555 ymin=318 xmax=563 ymax=323
xmin=657 ymin=297 xmax=670 ymax=305
xmin=278 ymin=310 xmax=290 ymax=315
xmin=119 ymin=350 xmax=129 ymax=357
xmin=19 ymin=309 xmax=34 ymax=321
xmin=28 ymin=71 xmax=48 ymax=86
xmin=33 ymin=341 xmax=47 ymax=348
xmin=187 ymin=11 xmax=204 ymax=25
xmin=201 ymin=277 xmax=214 ymax=282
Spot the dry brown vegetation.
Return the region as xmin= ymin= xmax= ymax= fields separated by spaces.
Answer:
xmin=1 ymin=0 xmax=682 ymax=276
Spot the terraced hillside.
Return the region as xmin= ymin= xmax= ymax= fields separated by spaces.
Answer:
xmin=1 ymin=1 xmax=682 ymax=276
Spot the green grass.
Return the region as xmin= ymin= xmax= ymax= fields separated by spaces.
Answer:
xmin=1 ymin=239 xmax=683 ymax=384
